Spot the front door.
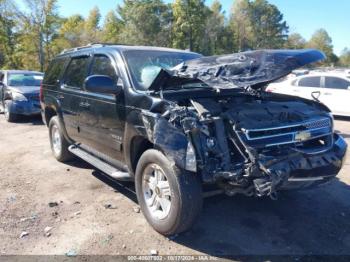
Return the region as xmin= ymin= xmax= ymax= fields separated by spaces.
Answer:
xmin=78 ymin=54 xmax=125 ymax=162
xmin=296 ymin=76 xmax=323 ymax=101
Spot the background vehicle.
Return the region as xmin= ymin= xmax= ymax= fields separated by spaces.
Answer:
xmin=267 ymin=73 xmax=350 ymax=116
xmin=0 ymin=70 xmax=44 ymax=122
xmin=41 ymin=45 xmax=347 ymax=236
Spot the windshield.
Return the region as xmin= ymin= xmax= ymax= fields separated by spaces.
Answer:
xmin=123 ymin=50 xmax=201 ymax=91
xmin=8 ymin=73 xmax=43 ymax=87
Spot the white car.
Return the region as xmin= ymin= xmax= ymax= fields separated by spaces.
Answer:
xmin=266 ymin=73 xmax=350 ymax=116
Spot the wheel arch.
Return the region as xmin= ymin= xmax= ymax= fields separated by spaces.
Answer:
xmin=129 ymin=135 xmax=154 ymax=175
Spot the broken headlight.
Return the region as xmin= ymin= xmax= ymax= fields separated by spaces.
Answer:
xmin=185 ymin=141 xmax=197 ymax=172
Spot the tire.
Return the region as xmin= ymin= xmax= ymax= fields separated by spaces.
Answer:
xmin=49 ymin=116 xmax=74 ymax=162
xmin=4 ymin=100 xmax=18 ymax=122
xmin=135 ymin=149 xmax=202 ymax=236
xmin=0 ymin=102 xmax=4 ymax=114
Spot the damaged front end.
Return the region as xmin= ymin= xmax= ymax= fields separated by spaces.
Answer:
xmin=142 ymin=49 xmax=348 ymax=199
xmin=149 ymin=97 xmax=347 ymax=199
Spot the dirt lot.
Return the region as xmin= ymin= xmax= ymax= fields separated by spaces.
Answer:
xmin=0 ymin=115 xmax=349 ymax=257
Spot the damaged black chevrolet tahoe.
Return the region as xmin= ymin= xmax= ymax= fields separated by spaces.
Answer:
xmin=41 ymin=44 xmax=348 ymax=236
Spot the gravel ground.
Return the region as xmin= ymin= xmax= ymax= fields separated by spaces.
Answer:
xmin=0 ymin=115 xmax=349 ymax=257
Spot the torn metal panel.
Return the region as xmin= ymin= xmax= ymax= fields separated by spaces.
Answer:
xmin=149 ymin=49 xmax=326 ymax=91
xmin=141 ymin=110 xmax=189 ymax=169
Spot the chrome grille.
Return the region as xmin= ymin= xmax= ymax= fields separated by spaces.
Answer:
xmin=303 ymin=118 xmax=330 ymax=130
xmin=242 ymin=117 xmax=333 ymax=148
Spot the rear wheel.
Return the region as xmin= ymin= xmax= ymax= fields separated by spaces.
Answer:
xmin=49 ymin=116 xmax=74 ymax=162
xmin=4 ymin=100 xmax=18 ymax=122
xmin=135 ymin=149 xmax=202 ymax=236
xmin=0 ymin=102 xmax=4 ymax=114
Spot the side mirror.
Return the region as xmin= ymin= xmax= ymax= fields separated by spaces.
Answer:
xmin=84 ymin=75 xmax=121 ymax=95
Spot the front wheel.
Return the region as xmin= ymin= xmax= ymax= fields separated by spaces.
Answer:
xmin=4 ymin=100 xmax=18 ymax=122
xmin=135 ymin=149 xmax=203 ymax=236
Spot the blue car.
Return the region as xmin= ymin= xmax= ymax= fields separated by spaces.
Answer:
xmin=0 ymin=70 xmax=44 ymax=122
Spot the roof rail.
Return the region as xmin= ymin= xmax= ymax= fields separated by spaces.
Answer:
xmin=60 ymin=43 xmax=120 ymax=55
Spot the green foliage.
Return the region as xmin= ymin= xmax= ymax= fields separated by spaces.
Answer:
xmin=230 ymin=0 xmax=288 ymax=51
xmin=229 ymin=0 xmax=253 ymax=51
xmin=204 ymin=0 xmax=233 ymax=55
xmin=0 ymin=0 xmax=19 ymax=68
xmin=83 ymin=6 xmax=101 ymax=43
xmin=102 ymin=11 xmax=122 ymax=43
xmin=339 ymin=48 xmax=350 ymax=67
xmin=117 ymin=0 xmax=172 ymax=46
xmin=57 ymin=14 xmax=85 ymax=48
xmin=172 ymin=0 xmax=208 ymax=52
xmin=0 ymin=0 xmax=347 ymax=71
xmin=15 ymin=0 xmax=61 ymax=71
xmin=306 ymin=29 xmax=335 ymax=65
xmin=285 ymin=33 xmax=306 ymax=49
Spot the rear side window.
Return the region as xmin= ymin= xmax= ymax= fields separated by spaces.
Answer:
xmin=64 ymin=56 xmax=90 ymax=89
xmin=325 ymin=77 xmax=350 ymax=90
xmin=90 ymin=55 xmax=118 ymax=82
xmin=298 ymin=77 xmax=321 ymax=88
xmin=44 ymin=58 xmax=67 ymax=85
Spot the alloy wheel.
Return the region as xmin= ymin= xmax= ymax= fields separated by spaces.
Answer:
xmin=142 ymin=163 xmax=172 ymax=220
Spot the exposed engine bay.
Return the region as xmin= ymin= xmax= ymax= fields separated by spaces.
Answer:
xmin=149 ymin=91 xmax=347 ymax=199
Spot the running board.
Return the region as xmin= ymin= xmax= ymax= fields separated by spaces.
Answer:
xmin=68 ymin=145 xmax=131 ymax=181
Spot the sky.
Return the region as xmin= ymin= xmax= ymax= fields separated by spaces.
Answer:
xmin=17 ymin=0 xmax=350 ymax=55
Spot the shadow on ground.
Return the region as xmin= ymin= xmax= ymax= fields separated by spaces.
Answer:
xmin=175 ymin=178 xmax=350 ymax=257
xmin=6 ymin=114 xmax=44 ymax=125
xmin=90 ymin=169 xmax=350 ymax=257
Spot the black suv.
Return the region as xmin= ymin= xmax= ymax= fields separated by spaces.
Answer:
xmin=41 ymin=44 xmax=347 ymax=235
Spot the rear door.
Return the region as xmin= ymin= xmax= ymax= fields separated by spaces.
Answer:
xmin=78 ymin=53 xmax=125 ymax=162
xmin=321 ymin=76 xmax=350 ymax=116
xmin=60 ymin=55 xmax=91 ymax=142
xmin=295 ymin=76 xmax=322 ymax=100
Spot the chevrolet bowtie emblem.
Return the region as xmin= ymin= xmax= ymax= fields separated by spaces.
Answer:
xmin=295 ymin=131 xmax=312 ymax=142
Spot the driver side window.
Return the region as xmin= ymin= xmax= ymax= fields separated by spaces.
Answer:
xmin=90 ymin=55 xmax=118 ymax=83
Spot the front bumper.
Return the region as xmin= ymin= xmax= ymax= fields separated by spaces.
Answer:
xmin=253 ymin=134 xmax=347 ymax=195
xmin=8 ymin=100 xmax=41 ymax=116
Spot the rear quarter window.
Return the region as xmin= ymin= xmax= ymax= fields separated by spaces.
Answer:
xmin=44 ymin=58 xmax=68 ymax=86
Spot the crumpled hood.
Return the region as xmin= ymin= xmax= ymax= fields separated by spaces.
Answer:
xmin=7 ymin=86 xmax=40 ymax=95
xmin=149 ymin=49 xmax=325 ymax=91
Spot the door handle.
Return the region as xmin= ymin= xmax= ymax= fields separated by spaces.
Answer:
xmin=293 ymin=89 xmax=300 ymax=92
xmin=311 ymin=91 xmax=321 ymax=102
xmin=79 ymin=102 xmax=90 ymax=108
xmin=324 ymin=92 xmax=332 ymax=96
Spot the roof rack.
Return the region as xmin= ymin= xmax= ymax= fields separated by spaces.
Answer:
xmin=60 ymin=43 xmax=121 ymax=55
